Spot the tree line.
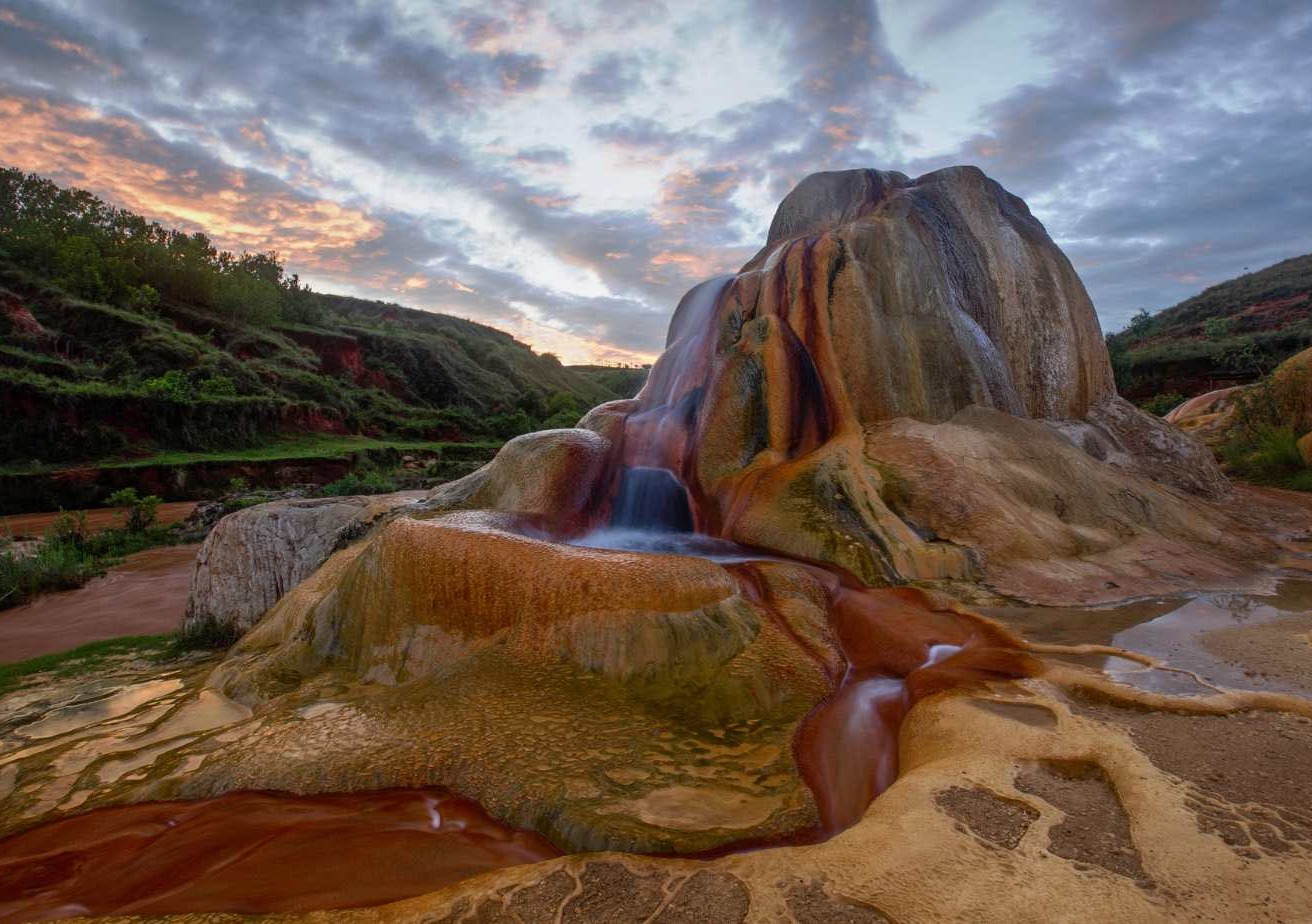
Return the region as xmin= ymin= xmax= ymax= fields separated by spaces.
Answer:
xmin=0 ymin=166 xmax=322 ymax=325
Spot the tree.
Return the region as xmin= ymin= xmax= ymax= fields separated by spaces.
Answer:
xmin=1126 ymin=308 xmax=1153 ymax=334
xmin=1204 ymin=316 xmax=1232 ymax=340
xmin=215 ymin=268 xmax=281 ymax=325
xmin=53 ymin=235 xmax=107 ymax=300
xmin=106 ymin=488 xmax=161 ymax=532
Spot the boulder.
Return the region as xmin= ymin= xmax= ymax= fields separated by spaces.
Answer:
xmin=416 ymin=428 xmax=613 ymax=533
xmin=1269 ymin=345 xmax=1312 ymax=435
xmin=183 ymin=491 xmax=423 ymax=642
xmin=1164 ymin=386 xmax=1245 ymax=443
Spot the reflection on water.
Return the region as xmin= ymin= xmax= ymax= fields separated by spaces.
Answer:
xmin=566 ymin=527 xmax=771 ymax=563
xmin=984 ymin=578 xmax=1312 ymax=697
xmin=11 ymin=679 xmax=184 ymax=742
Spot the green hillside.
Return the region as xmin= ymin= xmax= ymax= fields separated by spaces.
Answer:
xmin=0 ymin=167 xmax=645 ymax=472
xmin=1108 ymin=253 xmax=1312 ymax=400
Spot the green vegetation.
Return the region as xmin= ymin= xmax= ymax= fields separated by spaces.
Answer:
xmin=320 ymin=468 xmax=402 ymax=496
xmin=0 ymin=492 xmax=174 ymax=611
xmin=0 ymin=434 xmax=496 ymax=477
xmin=1138 ymin=392 xmax=1185 ymax=417
xmin=1106 ymin=254 xmax=1312 ymax=397
xmin=0 ymin=166 xmax=647 ymax=499
xmin=1214 ymin=362 xmax=1312 ymax=490
xmin=104 ymin=488 xmax=160 ymax=531
xmin=1 ymin=167 xmax=317 ymax=325
xmin=0 ymin=634 xmax=180 ymax=696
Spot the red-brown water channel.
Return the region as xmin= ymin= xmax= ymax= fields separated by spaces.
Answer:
xmin=0 ymin=788 xmax=558 ymax=921
xmin=0 ymin=274 xmax=1040 ymax=919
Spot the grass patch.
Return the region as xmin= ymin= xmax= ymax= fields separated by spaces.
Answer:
xmin=0 ymin=633 xmax=179 ymax=697
xmin=0 ymin=540 xmax=106 ymax=608
xmin=320 ymin=468 xmax=402 ymax=496
xmin=1221 ymin=425 xmax=1310 ymax=489
xmin=0 ymin=521 xmax=184 ymax=611
xmin=0 ymin=434 xmax=502 ymax=477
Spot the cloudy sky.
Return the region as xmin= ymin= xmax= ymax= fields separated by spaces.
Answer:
xmin=2 ymin=1 xmax=1309 ymax=363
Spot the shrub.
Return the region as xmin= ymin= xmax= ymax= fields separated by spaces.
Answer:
xmin=1204 ymin=316 xmax=1232 ymax=339
xmin=1139 ymin=393 xmax=1184 ymax=417
xmin=197 ymin=375 xmax=237 ymax=398
xmin=1220 ymin=337 xmax=1272 ymax=375
xmin=541 ymin=411 xmax=580 ymax=429
xmin=126 ymin=284 xmax=161 ymax=315
xmin=320 ymin=468 xmax=400 ymax=497
xmin=1222 ymin=425 xmax=1305 ymax=481
xmin=0 ymin=540 xmax=103 ymax=609
xmin=106 ymin=487 xmax=162 ymax=531
xmin=47 ymin=510 xmax=89 ymax=548
xmin=487 ymin=408 xmax=535 ymax=440
xmin=142 ymin=369 xmax=195 ymax=402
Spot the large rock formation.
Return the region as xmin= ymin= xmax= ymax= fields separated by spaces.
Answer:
xmin=421 ymin=166 xmax=1239 ymax=596
xmin=149 ymin=166 xmax=1281 ymax=882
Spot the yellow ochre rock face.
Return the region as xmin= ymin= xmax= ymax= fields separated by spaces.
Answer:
xmin=225 ymin=511 xmax=746 ymax=686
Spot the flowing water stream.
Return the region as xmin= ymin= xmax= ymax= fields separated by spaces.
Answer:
xmin=3 ymin=267 xmax=1308 ymax=919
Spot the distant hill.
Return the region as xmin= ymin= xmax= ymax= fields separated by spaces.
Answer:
xmin=1108 ymin=254 xmax=1312 ymax=400
xmin=0 ymin=167 xmax=645 ymax=470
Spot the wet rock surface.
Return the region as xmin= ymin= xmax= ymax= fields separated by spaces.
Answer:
xmin=4 ymin=166 xmax=1312 ymax=922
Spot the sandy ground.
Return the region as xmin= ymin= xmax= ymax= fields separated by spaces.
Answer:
xmin=0 ymin=502 xmax=199 ymax=542
xmin=0 ymin=544 xmax=200 ymax=663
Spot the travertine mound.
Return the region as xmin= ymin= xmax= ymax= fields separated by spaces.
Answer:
xmin=419 ymin=167 xmax=1239 ymax=590
xmin=743 ymin=166 xmax=1113 ymax=423
xmin=1164 ymin=386 xmax=1244 ymax=441
xmin=865 ymin=406 xmax=1251 ymax=604
xmin=166 ymin=165 xmax=1276 ymax=870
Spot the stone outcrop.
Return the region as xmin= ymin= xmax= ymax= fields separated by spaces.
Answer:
xmin=183 ymin=491 xmax=423 ymax=641
xmin=1164 ymin=346 xmax=1312 ymax=453
xmin=169 ymin=165 xmax=1279 ymax=872
xmin=865 ymin=406 xmax=1249 ymax=604
xmin=1164 ymin=386 xmax=1245 ymax=442
xmin=420 ymin=166 xmax=1236 ymax=590
xmin=415 ymin=428 xmax=613 ymax=533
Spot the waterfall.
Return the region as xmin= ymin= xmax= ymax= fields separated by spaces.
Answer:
xmin=608 ymin=466 xmax=693 ymax=532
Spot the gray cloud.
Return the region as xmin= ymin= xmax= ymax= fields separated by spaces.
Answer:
xmin=1 ymin=0 xmax=1308 ymax=357
xmin=907 ymin=0 xmax=1312 ymax=331
xmin=914 ymin=0 xmax=1005 ymax=43
xmin=570 ymin=51 xmax=648 ymax=104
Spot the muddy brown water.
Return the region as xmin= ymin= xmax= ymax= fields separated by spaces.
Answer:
xmin=0 ymin=788 xmax=560 ymax=921
xmin=0 ymin=544 xmax=200 ymax=664
xmin=0 ymin=502 xmax=199 ymax=542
